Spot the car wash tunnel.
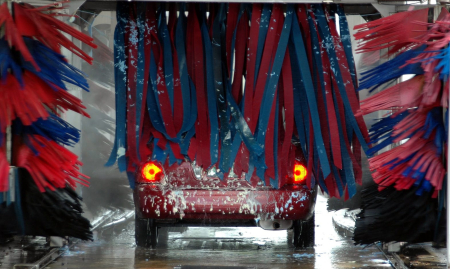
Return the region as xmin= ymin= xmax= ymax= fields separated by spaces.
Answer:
xmin=0 ymin=0 xmax=449 ymax=268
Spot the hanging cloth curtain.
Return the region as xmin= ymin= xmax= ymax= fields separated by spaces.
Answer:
xmin=109 ymin=3 xmax=369 ymax=199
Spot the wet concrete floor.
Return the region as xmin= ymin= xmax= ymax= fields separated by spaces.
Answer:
xmin=42 ymin=195 xmax=391 ymax=269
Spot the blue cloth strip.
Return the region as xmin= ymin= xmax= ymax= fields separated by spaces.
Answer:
xmin=106 ymin=2 xmax=128 ymax=173
xmin=290 ymin=10 xmax=331 ymax=178
xmin=175 ymin=4 xmax=196 ymax=135
xmin=288 ymin=41 xmax=309 ymax=157
xmin=271 ymin=93 xmax=280 ymax=187
xmin=201 ymin=12 xmax=220 ymax=168
xmin=312 ymin=5 xmax=369 ymax=155
xmin=254 ymin=4 xmax=272 ymax=86
xmin=331 ymin=82 xmax=356 ymax=197
xmin=158 ymin=8 xmax=175 ymax=111
xmin=335 ymin=5 xmax=357 ymax=87
xmin=135 ymin=4 xmax=146 ymax=162
xmin=212 ymin=4 xmax=233 ymax=174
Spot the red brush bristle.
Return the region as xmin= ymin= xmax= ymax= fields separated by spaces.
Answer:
xmin=17 ymin=135 xmax=89 ymax=192
xmin=13 ymin=3 xmax=96 ymax=64
xmin=354 ymin=8 xmax=429 ymax=57
xmin=0 ymin=3 xmax=40 ymax=70
xmin=358 ymin=76 xmax=424 ymax=116
xmin=0 ymin=149 xmax=9 ymax=192
xmin=0 ymin=72 xmax=89 ymax=131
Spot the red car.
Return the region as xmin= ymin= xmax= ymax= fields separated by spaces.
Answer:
xmin=133 ymin=149 xmax=317 ymax=249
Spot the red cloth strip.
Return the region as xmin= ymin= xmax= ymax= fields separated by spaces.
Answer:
xmin=263 ymin=7 xmax=284 ymax=181
xmin=250 ymin=4 xmax=283 ymax=132
xmin=146 ymin=5 xmax=178 ymax=141
xmin=308 ymin=15 xmax=332 ymax=172
xmin=321 ymin=53 xmax=343 ymax=170
xmin=325 ymin=10 xmax=369 ymax=143
xmin=264 ymin=89 xmax=277 ymax=180
xmin=168 ymin=3 xmax=177 ymax=38
xmin=226 ymin=3 xmax=240 ymax=77
xmin=325 ymin=173 xmax=336 ymax=198
xmin=279 ymin=49 xmax=295 ymax=187
xmin=332 ymin=76 xmax=362 ymax=184
xmin=140 ymin=111 xmax=153 ymax=160
xmin=231 ymin=11 xmax=249 ymax=104
xmin=168 ymin=7 xmax=184 ymax=134
xmin=138 ymin=6 xmax=153 ymax=162
xmin=315 ymin=24 xmax=343 ymax=170
xmin=296 ymin=5 xmax=314 ymax=73
xmin=231 ymin=10 xmax=249 ymax=176
xmin=306 ymin=115 xmax=314 ymax=189
xmin=186 ymin=5 xmax=211 ymax=168
xmin=277 ymin=80 xmax=285 ymax=182
xmin=236 ymin=4 xmax=262 ymax=175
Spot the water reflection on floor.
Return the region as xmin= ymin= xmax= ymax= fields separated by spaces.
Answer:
xmin=46 ymin=195 xmax=391 ymax=269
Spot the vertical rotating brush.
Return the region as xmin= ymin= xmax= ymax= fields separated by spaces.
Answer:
xmin=354 ymin=7 xmax=448 ymax=245
xmin=0 ymin=2 xmax=96 ymax=240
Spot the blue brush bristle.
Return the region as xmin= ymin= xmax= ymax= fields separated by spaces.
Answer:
xmin=430 ymin=46 xmax=450 ymax=81
xmin=22 ymin=38 xmax=89 ymax=92
xmin=0 ymin=39 xmax=24 ymax=86
xmin=358 ymin=46 xmax=425 ymax=92
xmin=14 ymin=114 xmax=80 ymax=147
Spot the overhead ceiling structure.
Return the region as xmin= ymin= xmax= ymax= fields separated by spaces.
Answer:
xmin=76 ymin=0 xmax=447 ymax=25
xmin=79 ymin=0 xmax=438 ymax=12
